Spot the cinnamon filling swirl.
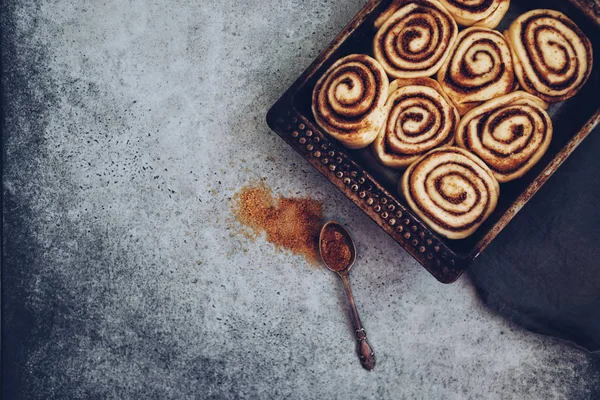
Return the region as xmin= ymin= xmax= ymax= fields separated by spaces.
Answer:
xmin=438 ymin=0 xmax=509 ymax=28
xmin=373 ymin=0 xmax=458 ymax=78
xmin=505 ymin=9 xmax=593 ymax=102
xmin=312 ymin=54 xmax=389 ymax=149
xmin=437 ymin=27 xmax=515 ymax=115
xmin=456 ymin=91 xmax=553 ymax=182
xmin=401 ymin=146 xmax=499 ymax=239
xmin=372 ymin=78 xmax=458 ymax=168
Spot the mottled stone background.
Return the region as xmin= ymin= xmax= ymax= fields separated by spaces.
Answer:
xmin=2 ymin=0 xmax=600 ymax=399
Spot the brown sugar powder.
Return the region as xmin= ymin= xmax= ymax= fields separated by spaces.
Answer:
xmin=320 ymin=227 xmax=352 ymax=271
xmin=232 ymin=183 xmax=324 ymax=264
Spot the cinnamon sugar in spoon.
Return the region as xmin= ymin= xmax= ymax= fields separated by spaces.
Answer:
xmin=319 ymin=221 xmax=376 ymax=371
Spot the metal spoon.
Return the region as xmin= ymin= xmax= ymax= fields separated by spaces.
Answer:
xmin=319 ymin=221 xmax=376 ymax=371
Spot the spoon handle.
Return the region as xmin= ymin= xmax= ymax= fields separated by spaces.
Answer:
xmin=339 ymin=273 xmax=376 ymax=370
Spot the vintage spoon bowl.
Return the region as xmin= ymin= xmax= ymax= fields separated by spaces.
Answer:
xmin=319 ymin=221 xmax=357 ymax=274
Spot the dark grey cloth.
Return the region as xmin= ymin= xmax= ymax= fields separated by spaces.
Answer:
xmin=470 ymin=125 xmax=600 ymax=352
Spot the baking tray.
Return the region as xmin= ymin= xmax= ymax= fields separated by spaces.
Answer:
xmin=266 ymin=0 xmax=600 ymax=283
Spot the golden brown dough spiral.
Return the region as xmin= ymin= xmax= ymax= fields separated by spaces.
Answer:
xmin=456 ymin=91 xmax=552 ymax=182
xmin=438 ymin=0 xmax=510 ymax=28
xmin=401 ymin=146 xmax=500 ymax=239
xmin=312 ymin=54 xmax=389 ymax=149
xmin=505 ymin=9 xmax=593 ymax=103
xmin=373 ymin=0 xmax=458 ymax=79
xmin=372 ymin=78 xmax=459 ymax=168
xmin=437 ymin=27 xmax=516 ymax=115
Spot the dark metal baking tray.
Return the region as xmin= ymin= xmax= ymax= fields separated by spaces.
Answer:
xmin=266 ymin=0 xmax=600 ymax=283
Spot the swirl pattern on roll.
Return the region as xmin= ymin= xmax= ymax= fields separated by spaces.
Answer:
xmin=438 ymin=0 xmax=510 ymax=28
xmin=372 ymin=78 xmax=458 ymax=168
xmin=437 ymin=27 xmax=516 ymax=114
xmin=373 ymin=0 xmax=458 ymax=79
xmin=505 ymin=9 xmax=593 ymax=103
xmin=456 ymin=91 xmax=552 ymax=182
xmin=312 ymin=54 xmax=389 ymax=149
xmin=401 ymin=146 xmax=500 ymax=239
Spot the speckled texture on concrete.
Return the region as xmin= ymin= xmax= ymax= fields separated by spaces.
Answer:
xmin=2 ymin=0 xmax=600 ymax=399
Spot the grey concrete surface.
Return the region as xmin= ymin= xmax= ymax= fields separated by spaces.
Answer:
xmin=2 ymin=0 xmax=600 ymax=399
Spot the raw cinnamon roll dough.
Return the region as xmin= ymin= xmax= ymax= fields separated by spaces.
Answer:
xmin=437 ymin=27 xmax=516 ymax=115
xmin=505 ymin=9 xmax=593 ymax=102
xmin=372 ymin=78 xmax=458 ymax=168
xmin=373 ymin=0 xmax=458 ymax=78
xmin=456 ymin=91 xmax=552 ymax=182
xmin=401 ymin=146 xmax=500 ymax=239
xmin=312 ymin=54 xmax=389 ymax=149
xmin=438 ymin=0 xmax=510 ymax=28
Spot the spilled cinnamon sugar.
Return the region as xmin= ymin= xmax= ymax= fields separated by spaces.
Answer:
xmin=232 ymin=183 xmax=324 ymax=264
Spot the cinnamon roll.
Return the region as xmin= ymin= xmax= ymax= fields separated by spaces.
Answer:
xmin=437 ymin=27 xmax=516 ymax=116
xmin=505 ymin=9 xmax=593 ymax=102
xmin=312 ymin=54 xmax=389 ymax=149
xmin=438 ymin=0 xmax=510 ymax=28
xmin=373 ymin=0 xmax=458 ymax=78
xmin=372 ymin=78 xmax=459 ymax=168
xmin=456 ymin=91 xmax=553 ymax=182
xmin=401 ymin=146 xmax=500 ymax=239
